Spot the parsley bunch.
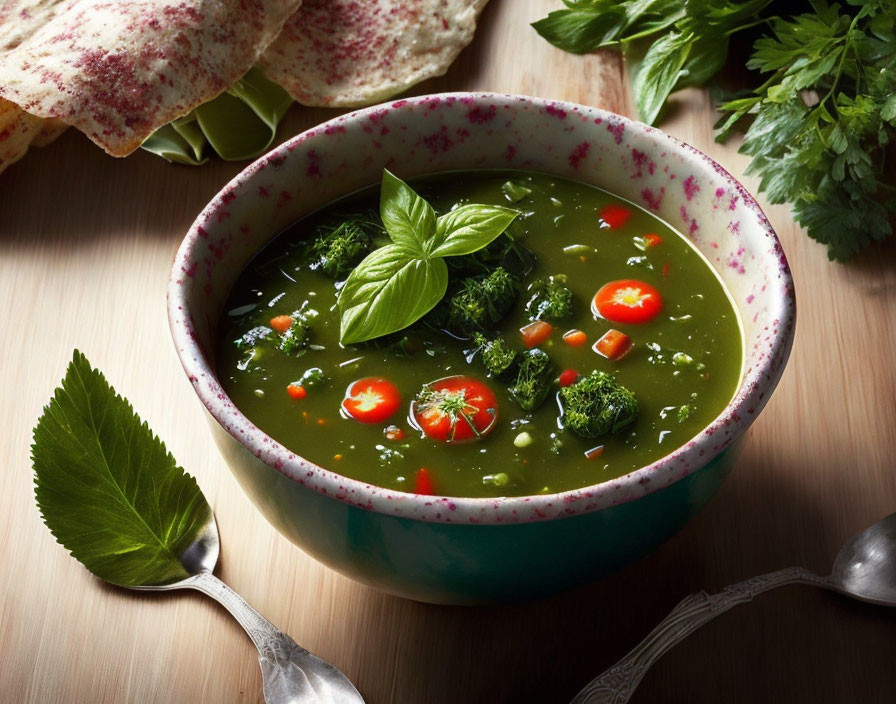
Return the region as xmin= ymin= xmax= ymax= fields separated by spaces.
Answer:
xmin=533 ymin=0 xmax=896 ymax=260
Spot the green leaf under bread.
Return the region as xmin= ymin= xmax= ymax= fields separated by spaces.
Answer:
xmin=32 ymin=351 xmax=212 ymax=587
xmin=141 ymin=66 xmax=293 ymax=164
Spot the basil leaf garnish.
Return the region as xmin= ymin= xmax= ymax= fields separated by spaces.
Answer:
xmin=339 ymin=245 xmax=448 ymax=345
xmin=380 ymin=169 xmax=436 ymax=253
xmin=430 ymin=204 xmax=518 ymax=257
xmin=337 ymin=170 xmax=518 ymax=345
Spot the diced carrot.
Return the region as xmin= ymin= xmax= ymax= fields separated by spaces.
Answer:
xmin=333 ymin=454 xmax=343 ymax=460
xmin=584 ymin=445 xmax=605 ymax=460
xmin=415 ymin=468 xmax=434 ymax=495
xmin=593 ymin=329 xmax=633 ymax=361
xmin=286 ymin=384 xmax=306 ymax=400
xmin=644 ymin=233 xmax=663 ymax=247
xmin=520 ymin=320 xmax=553 ymax=348
xmin=270 ymin=315 xmax=294 ymax=333
xmin=559 ymin=369 xmax=579 ymax=387
xmin=562 ymin=329 xmax=588 ymax=347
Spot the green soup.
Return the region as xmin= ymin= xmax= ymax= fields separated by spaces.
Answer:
xmin=216 ymin=171 xmax=743 ymax=498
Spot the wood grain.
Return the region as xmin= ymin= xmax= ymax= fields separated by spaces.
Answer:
xmin=2 ymin=1 xmax=895 ymax=702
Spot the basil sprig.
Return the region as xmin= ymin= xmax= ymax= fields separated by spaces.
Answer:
xmin=338 ymin=171 xmax=517 ymax=345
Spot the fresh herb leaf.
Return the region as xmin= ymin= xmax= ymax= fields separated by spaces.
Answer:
xmin=32 ymin=351 xmax=212 ymax=588
xmin=531 ymin=0 xmax=684 ymax=54
xmin=339 ymin=245 xmax=449 ymax=345
xmin=338 ymin=171 xmax=517 ymax=344
xmin=633 ymin=32 xmax=693 ymax=125
xmin=430 ymin=204 xmax=518 ymax=257
xmin=534 ymin=0 xmax=896 ymax=258
xmin=380 ymin=169 xmax=436 ymax=253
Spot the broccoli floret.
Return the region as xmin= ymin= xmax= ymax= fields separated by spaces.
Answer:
xmin=308 ymin=214 xmax=382 ymax=279
xmin=234 ymin=325 xmax=272 ymax=351
xmin=300 ymin=367 xmax=328 ymax=388
xmin=509 ymin=348 xmax=556 ymax=412
xmin=277 ymin=305 xmax=319 ymax=357
xmin=473 ymin=333 xmax=519 ymax=380
xmin=558 ymin=371 xmax=638 ymax=439
xmin=441 ymin=267 xmax=518 ymax=337
xmin=525 ymin=274 xmax=574 ymax=320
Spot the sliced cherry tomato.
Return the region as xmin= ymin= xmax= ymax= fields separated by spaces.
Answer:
xmin=593 ymin=329 xmax=632 ymax=360
xmin=341 ymin=377 xmax=400 ymax=424
xmin=644 ymin=233 xmax=663 ymax=247
xmin=520 ymin=320 xmax=553 ymax=348
xmin=415 ymin=468 xmax=435 ymax=495
xmin=411 ymin=376 xmax=498 ymax=443
xmin=559 ymin=369 xmax=579 ymax=387
xmin=592 ymin=279 xmax=662 ymax=324
xmin=562 ymin=329 xmax=588 ymax=347
xmin=600 ymin=204 xmax=631 ymax=229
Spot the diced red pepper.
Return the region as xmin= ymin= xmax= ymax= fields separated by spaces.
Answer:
xmin=644 ymin=233 xmax=663 ymax=247
xmin=600 ymin=205 xmax=632 ymax=229
xmin=593 ymin=329 xmax=633 ymax=361
xmin=559 ymin=369 xmax=579 ymax=387
xmin=520 ymin=320 xmax=553 ymax=348
xmin=415 ymin=468 xmax=435 ymax=495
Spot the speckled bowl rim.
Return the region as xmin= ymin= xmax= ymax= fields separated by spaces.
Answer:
xmin=169 ymin=92 xmax=795 ymax=525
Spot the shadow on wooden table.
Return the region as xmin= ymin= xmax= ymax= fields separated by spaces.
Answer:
xmin=323 ymin=444 xmax=896 ymax=704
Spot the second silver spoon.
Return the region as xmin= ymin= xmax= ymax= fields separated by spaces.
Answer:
xmin=572 ymin=512 xmax=896 ymax=704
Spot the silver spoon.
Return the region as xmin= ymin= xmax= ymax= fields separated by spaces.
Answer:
xmin=572 ymin=512 xmax=896 ymax=704
xmin=133 ymin=513 xmax=365 ymax=704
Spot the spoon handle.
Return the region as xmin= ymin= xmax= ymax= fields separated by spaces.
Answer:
xmin=571 ymin=566 xmax=829 ymax=704
xmin=186 ymin=570 xmax=360 ymax=703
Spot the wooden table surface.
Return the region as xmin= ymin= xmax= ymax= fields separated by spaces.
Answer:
xmin=2 ymin=2 xmax=895 ymax=702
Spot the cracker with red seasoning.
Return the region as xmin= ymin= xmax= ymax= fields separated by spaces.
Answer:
xmin=0 ymin=0 xmax=302 ymax=158
xmin=260 ymin=0 xmax=490 ymax=107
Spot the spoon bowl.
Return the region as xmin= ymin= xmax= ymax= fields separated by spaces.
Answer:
xmin=573 ymin=512 xmax=896 ymax=703
xmin=134 ymin=511 xmax=365 ymax=704
xmin=830 ymin=512 xmax=896 ymax=606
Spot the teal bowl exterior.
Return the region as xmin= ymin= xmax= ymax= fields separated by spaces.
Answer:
xmin=170 ymin=93 xmax=794 ymax=605
xmin=213 ymin=416 xmax=743 ymax=604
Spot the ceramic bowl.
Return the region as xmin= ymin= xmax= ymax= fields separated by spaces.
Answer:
xmin=169 ymin=93 xmax=795 ymax=604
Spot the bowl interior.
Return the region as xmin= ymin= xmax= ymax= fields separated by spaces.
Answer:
xmin=169 ymin=92 xmax=794 ymax=522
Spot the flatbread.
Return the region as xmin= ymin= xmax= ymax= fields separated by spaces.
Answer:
xmin=261 ymin=0 xmax=490 ymax=107
xmin=0 ymin=98 xmax=42 ymax=173
xmin=0 ymin=0 xmax=303 ymax=156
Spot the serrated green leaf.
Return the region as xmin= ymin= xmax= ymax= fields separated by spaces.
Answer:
xmin=32 ymin=351 xmax=212 ymax=587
